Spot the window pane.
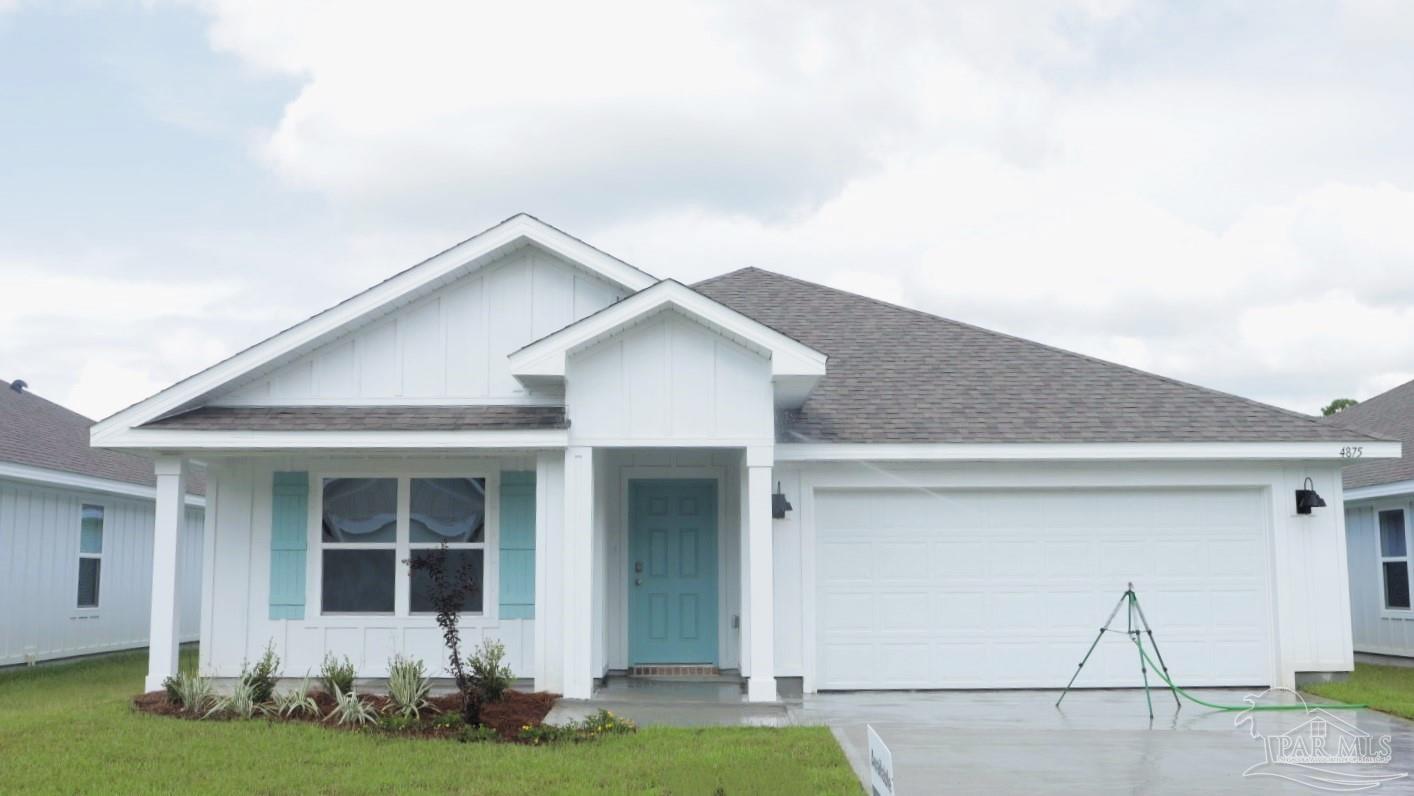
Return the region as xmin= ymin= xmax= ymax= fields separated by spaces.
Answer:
xmin=322 ymin=549 xmax=395 ymax=613
xmin=1385 ymin=561 xmax=1411 ymax=609
xmin=1380 ymin=511 xmax=1407 ymax=557
xmin=410 ymin=549 xmax=484 ymax=613
xmin=322 ymin=478 xmax=398 ymax=543
xmin=80 ymin=505 xmax=103 ymax=554
xmin=77 ymin=558 xmax=100 ymax=608
xmin=410 ymin=478 xmax=486 ymax=544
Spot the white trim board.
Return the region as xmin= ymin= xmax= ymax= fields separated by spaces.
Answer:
xmin=0 ymin=461 xmax=206 ymax=507
xmin=92 ymin=429 xmax=569 ymax=451
xmin=509 ymin=279 xmax=827 ymax=380
xmin=91 ymin=215 xmax=657 ymax=446
xmin=775 ymin=441 xmax=1401 ymax=462
xmin=1345 ymin=479 xmax=1414 ymax=502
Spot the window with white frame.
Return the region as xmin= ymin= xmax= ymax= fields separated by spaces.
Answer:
xmin=77 ymin=504 xmax=103 ymax=608
xmin=1379 ymin=508 xmax=1411 ymax=610
xmin=318 ymin=476 xmax=486 ymax=615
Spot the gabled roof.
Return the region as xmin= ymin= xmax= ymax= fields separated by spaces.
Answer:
xmin=0 ymin=380 xmax=204 ymax=495
xmin=1321 ymin=379 xmax=1414 ymax=490
xmin=508 ymin=279 xmax=827 ymax=382
xmin=695 ymin=268 xmax=1389 ymax=445
xmin=92 ymin=214 xmax=657 ymax=445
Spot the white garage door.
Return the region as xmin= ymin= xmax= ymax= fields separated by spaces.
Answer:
xmin=815 ymin=487 xmax=1273 ymax=690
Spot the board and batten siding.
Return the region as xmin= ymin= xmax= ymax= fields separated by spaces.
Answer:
xmin=210 ymin=247 xmax=628 ymax=406
xmin=201 ymin=457 xmax=545 ymax=680
xmin=1345 ymin=501 xmax=1414 ymax=656
xmin=0 ymin=477 xmax=202 ymax=666
xmin=566 ymin=310 xmax=774 ymax=445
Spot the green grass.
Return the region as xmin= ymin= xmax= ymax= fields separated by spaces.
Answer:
xmin=1303 ymin=663 xmax=1414 ymax=720
xmin=0 ymin=650 xmax=858 ymax=794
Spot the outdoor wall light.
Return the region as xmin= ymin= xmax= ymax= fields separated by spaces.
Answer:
xmin=772 ymin=482 xmax=793 ymax=519
xmin=1295 ymin=477 xmax=1327 ymax=515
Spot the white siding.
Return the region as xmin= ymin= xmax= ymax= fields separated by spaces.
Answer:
xmin=566 ymin=311 xmax=774 ymax=445
xmin=211 ymin=247 xmax=627 ymax=407
xmin=0 ymin=477 xmax=202 ymax=666
xmin=1344 ymin=500 xmax=1414 ymax=656
xmin=201 ymin=456 xmax=538 ymax=680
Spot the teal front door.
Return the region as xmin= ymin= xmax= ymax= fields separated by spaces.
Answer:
xmin=628 ymin=479 xmax=718 ymax=665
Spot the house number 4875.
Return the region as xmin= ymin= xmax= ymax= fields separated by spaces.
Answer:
xmin=1340 ymin=446 xmax=1364 ymax=459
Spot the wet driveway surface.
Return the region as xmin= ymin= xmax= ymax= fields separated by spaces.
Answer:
xmin=789 ymin=688 xmax=1414 ymax=794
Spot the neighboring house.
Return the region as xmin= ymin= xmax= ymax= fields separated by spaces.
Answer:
xmin=90 ymin=214 xmax=1396 ymax=699
xmin=0 ymin=379 xmax=204 ymax=666
xmin=1322 ymin=380 xmax=1414 ymax=658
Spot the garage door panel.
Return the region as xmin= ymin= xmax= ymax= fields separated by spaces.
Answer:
xmin=815 ymin=487 xmax=1271 ymax=689
xmin=929 ymin=541 xmax=988 ymax=576
xmin=877 ymin=542 xmax=930 ymax=578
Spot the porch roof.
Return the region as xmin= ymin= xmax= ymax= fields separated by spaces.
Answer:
xmin=140 ymin=405 xmax=568 ymax=432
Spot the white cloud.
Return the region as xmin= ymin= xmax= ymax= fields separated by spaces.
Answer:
xmin=19 ymin=0 xmax=1413 ymax=418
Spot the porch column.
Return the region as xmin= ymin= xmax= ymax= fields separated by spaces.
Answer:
xmin=562 ymin=446 xmax=595 ymax=700
xmin=744 ymin=445 xmax=777 ymax=702
xmin=145 ymin=455 xmax=186 ymax=692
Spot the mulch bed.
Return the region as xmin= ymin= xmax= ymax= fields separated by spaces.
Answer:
xmin=133 ymin=689 xmax=558 ymax=742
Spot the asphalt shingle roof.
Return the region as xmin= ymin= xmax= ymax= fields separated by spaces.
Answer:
xmin=693 ymin=268 xmax=1383 ymax=445
xmin=142 ymin=405 xmax=569 ymax=432
xmin=1321 ymin=380 xmax=1414 ymax=490
xmin=0 ymin=379 xmax=204 ymax=494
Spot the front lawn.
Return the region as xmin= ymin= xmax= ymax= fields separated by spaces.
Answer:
xmin=1303 ymin=662 xmax=1414 ymax=720
xmin=0 ymin=650 xmax=858 ymax=794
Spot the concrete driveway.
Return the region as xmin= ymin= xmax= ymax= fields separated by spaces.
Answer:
xmin=789 ymin=688 xmax=1414 ymax=794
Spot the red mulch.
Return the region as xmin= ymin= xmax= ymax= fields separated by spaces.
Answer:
xmin=132 ymin=689 xmax=558 ymax=742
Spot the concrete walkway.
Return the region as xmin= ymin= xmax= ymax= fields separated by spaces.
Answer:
xmin=544 ymin=677 xmax=792 ymax=728
xmin=789 ymin=688 xmax=1414 ymax=795
xmin=546 ymin=680 xmax=1414 ymax=793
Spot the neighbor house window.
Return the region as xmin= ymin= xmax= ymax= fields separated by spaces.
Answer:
xmin=1379 ymin=509 xmax=1411 ymax=610
xmin=77 ymin=504 xmax=103 ymax=608
xmin=318 ymin=476 xmax=487 ymax=616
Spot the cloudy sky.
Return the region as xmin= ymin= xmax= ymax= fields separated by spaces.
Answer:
xmin=2 ymin=0 xmax=1413 ymax=420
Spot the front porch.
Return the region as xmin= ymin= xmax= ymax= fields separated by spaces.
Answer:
xmin=142 ymin=444 xmax=781 ymax=703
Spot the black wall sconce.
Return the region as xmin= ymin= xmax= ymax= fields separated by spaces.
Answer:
xmin=1295 ymin=477 xmax=1327 ymax=515
xmin=772 ymin=482 xmax=793 ymax=519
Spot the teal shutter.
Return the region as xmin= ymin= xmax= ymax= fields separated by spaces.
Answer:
xmin=269 ymin=471 xmax=309 ymax=620
xmin=498 ymin=471 xmax=536 ymax=619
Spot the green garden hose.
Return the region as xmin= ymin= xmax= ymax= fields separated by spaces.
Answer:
xmin=1133 ymin=641 xmax=1366 ymax=712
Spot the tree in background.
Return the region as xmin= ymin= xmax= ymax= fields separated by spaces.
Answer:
xmin=1321 ymin=398 xmax=1359 ymax=416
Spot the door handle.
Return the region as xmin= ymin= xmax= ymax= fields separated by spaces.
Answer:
xmin=635 ymin=577 xmax=642 ymax=586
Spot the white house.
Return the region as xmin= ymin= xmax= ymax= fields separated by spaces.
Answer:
xmin=91 ymin=214 xmax=1396 ymax=701
xmin=1 ymin=379 xmax=203 ymax=666
xmin=1321 ymin=381 xmax=1414 ymax=658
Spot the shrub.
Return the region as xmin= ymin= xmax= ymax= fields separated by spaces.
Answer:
xmin=270 ymin=674 xmax=320 ymax=719
xmin=326 ymin=684 xmax=378 ymax=727
xmin=238 ymin=641 xmax=280 ymax=704
xmin=320 ymin=653 xmax=356 ymax=696
xmin=161 ymin=674 xmax=182 ymax=705
xmin=576 ymin=708 xmax=637 ymax=737
xmin=517 ymin=710 xmax=637 ymax=745
xmin=405 ymin=541 xmax=483 ymax=724
xmin=387 ymin=655 xmax=432 ymax=719
xmin=456 ymin=725 xmax=500 ymax=743
xmin=168 ymin=671 xmax=215 ymax=716
xmin=205 ymin=677 xmax=261 ymax=720
xmin=377 ymin=713 xmax=421 ymax=733
xmin=467 ymin=639 xmax=513 ymax=705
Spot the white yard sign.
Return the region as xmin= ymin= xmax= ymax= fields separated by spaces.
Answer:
xmin=867 ymin=725 xmax=896 ymax=796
